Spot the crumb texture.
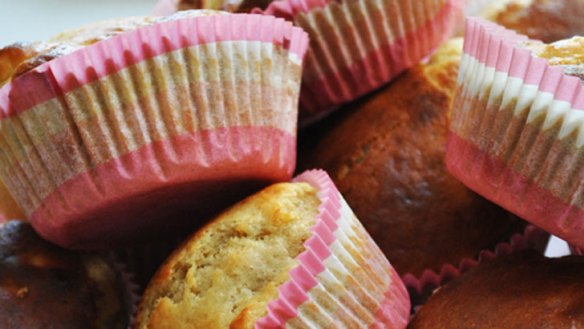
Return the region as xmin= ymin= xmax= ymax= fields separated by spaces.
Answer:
xmin=135 ymin=182 xmax=320 ymax=329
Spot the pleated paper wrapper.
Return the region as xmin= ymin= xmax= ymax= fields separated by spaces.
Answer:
xmin=259 ymin=0 xmax=463 ymax=124
xmin=0 ymin=13 xmax=309 ymax=249
xmin=402 ymin=224 xmax=549 ymax=305
xmin=255 ymin=170 xmax=410 ymax=328
xmin=446 ymin=18 xmax=584 ymax=249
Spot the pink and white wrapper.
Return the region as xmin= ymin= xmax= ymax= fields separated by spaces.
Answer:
xmin=402 ymin=224 xmax=549 ymax=304
xmin=259 ymin=0 xmax=463 ymax=124
xmin=256 ymin=169 xmax=410 ymax=328
xmin=446 ymin=18 xmax=584 ymax=250
xmin=0 ymin=13 xmax=309 ymax=249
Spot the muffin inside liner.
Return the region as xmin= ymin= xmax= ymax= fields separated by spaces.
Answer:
xmin=106 ymin=256 xmax=142 ymax=329
xmin=402 ymin=224 xmax=549 ymax=305
xmin=0 ymin=13 xmax=309 ymax=249
xmin=446 ymin=17 xmax=584 ymax=249
xmin=256 ymin=170 xmax=410 ymax=328
xmin=259 ymin=0 xmax=462 ymax=124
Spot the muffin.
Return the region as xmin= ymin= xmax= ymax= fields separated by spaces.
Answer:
xmin=408 ymin=251 xmax=584 ymax=328
xmin=447 ymin=18 xmax=584 ymax=249
xmin=0 ymin=220 xmax=133 ymax=328
xmin=302 ymin=39 xmax=536 ymax=281
xmin=134 ymin=170 xmax=410 ymax=329
xmin=479 ymin=0 xmax=584 ymax=43
xmin=0 ymin=11 xmax=308 ymax=249
xmin=259 ymin=0 xmax=462 ymax=124
xmin=0 ymin=179 xmax=24 ymax=222
xmin=153 ymin=0 xmax=274 ymax=15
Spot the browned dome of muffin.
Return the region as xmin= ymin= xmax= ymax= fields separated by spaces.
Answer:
xmin=481 ymin=0 xmax=584 ymax=43
xmin=0 ymin=11 xmax=221 ymax=87
xmin=168 ymin=0 xmax=273 ymax=13
xmin=0 ymin=221 xmax=129 ymax=329
xmin=301 ymin=39 xmax=531 ymax=278
xmin=409 ymin=251 xmax=584 ymax=329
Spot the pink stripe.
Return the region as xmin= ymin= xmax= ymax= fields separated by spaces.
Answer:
xmin=494 ymin=40 xmax=515 ymax=72
xmin=464 ymin=18 xmax=584 ymax=110
xmin=523 ymin=56 xmax=546 ymax=86
xmin=255 ymin=170 xmax=342 ymax=328
xmin=401 ymin=225 xmax=547 ymax=298
xmin=299 ymin=0 xmax=456 ymax=117
xmin=30 ymin=126 xmax=295 ymax=249
xmin=262 ymin=0 xmax=331 ymax=19
xmin=507 ymin=48 xmax=531 ymax=79
xmin=0 ymin=14 xmax=308 ymax=119
xmin=368 ymin=267 xmax=410 ymax=329
xmin=446 ymin=131 xmax=584 ymax=249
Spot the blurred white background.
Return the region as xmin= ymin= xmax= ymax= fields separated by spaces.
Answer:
xmin=0 ymin=0 xmax=155 ymax=45
xmin=0 ymin=0 xmax=572 ymax=257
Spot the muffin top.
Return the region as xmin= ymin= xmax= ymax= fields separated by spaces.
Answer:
xmin=173 ymin=0 xmax=273 ymax=13
xmin=523 ymin=36 xmax=584 ymax=80
xmin=409 ymin=251 xmax=584 ymax=329
xmin=302 ymin=38 xmax=527 ymax=277
xmin=0 ymin=220 xmax=128 ymax=329
xmin=135 ymin=182 xmax=320 ymax=329
xmin=482 ymin=0 xmax=584 ymax=43
xmin=0 ymin=10 xmax=221 ymax=87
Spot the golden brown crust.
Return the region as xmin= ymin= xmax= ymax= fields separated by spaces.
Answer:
xmin=408 ymin=251 xmax=584 ymax=329
xmin=522 ymin=36 xmax=584 ymax=80
xmin=0 ymin=221 xmax=127 ymax=328
xmin=0 ymin=11 xmax=228 ymax=88
xmin=176 ymin=0 xmax=274 ymax=13
xmin=485 ymin=0 xmax=584 ymax=43
xmin=0 ymin=17 xmax=155 ymax=87
xmin=301 ymin=39 xmax=528 ymax=278
xmin=134 ymin=182 xmax=320 ymax=329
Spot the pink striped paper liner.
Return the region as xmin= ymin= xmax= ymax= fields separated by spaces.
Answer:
xmin=0 ymin=13 xmax=309 ymax=249
xmin=256 ymin=169 xmax=409 ymax=328
xmin=446 ymin=17 xmax=584 ymax=249
xmin=258 ymin=0 xmax=463 ymax=125
xmin=402 ymin=224 xmax=549 ymax=305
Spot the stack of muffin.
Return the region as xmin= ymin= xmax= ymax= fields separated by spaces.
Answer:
xmin=0 ymin=0 xmax=582 ymax=327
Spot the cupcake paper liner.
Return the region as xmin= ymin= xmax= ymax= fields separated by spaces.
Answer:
xmin=256 ymin=169 xmax=410 ymax=328
xmin=402 ymin=224 xmax=549 ymax=304
xmin=446 ymin=18 xmax=584 ymax=249
xmin=0 ymin=13 xmax=309 ymax=249
xmin=259 ymin=0 xmax=463 ymax=124
xmin=106 ymin=256 xmax=142 ymax=329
